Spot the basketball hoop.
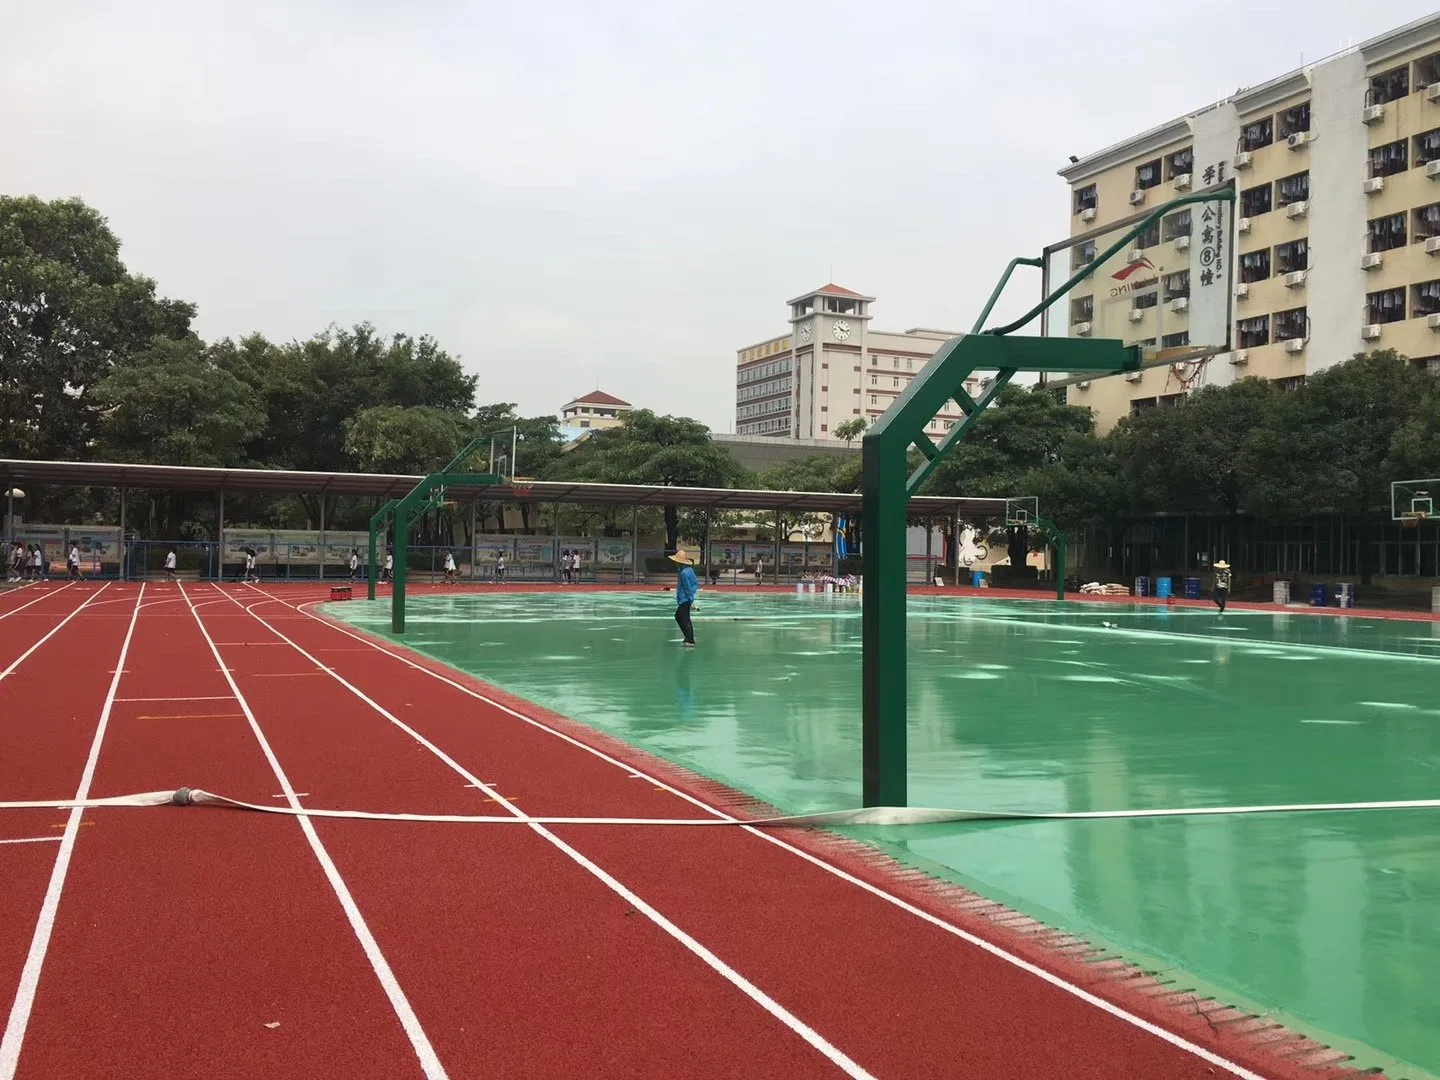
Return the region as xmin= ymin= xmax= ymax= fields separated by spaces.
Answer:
xmin=1402 ymin=511 xmax=1427 ymax=529
xmin=510 ymin=483 xmax=534 ymax=500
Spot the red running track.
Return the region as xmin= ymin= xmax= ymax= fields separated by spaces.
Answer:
xmin=0 ymin=581 xmax=1376 ymax=1079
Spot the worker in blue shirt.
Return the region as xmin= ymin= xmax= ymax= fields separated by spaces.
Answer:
xmin=669 ymin=549 xmax=699 ymax=647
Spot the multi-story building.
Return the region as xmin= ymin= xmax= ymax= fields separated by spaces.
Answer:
xmin=734 ymin=284 xmax=980 ymax=440
xmin=560 ymin=391 xmax=632 ymax=432
xmin=1059 ymin=13 xmax=1440 ymax=432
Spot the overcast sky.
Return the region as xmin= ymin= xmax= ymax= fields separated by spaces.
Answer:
xmin=4 ymin=1 xmax=1436 ymax=431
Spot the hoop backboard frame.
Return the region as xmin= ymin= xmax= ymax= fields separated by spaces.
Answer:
xmin=1391 ymin=478 xmax=1438 ymax=521
xmin=1040 ymin=182 xmax=1237 ymax=386
xmin=1004 ymin=496 xmax=1039 ymax=527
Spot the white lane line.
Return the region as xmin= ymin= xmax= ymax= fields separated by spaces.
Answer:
xmin=221 ymin=585 xmax=875 ymax=1080
xmin=0 ymin=584 xmax=110 ymax=686
xmin=114 ymin=696 xmax=235 ymax=703
xmin=0 ymin=837 xmax=63 ymax=847
xmin=250 ymin=583 xmax=1269 ymax=1080
xmin=181 ymin=584 xmax=448 ymax=1080
xmin=0 ymin=583 xmax=73 ymax=622
xmin=0 ymin=583 xmax=140 ymax=1079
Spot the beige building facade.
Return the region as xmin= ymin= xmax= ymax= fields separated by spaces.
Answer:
xmin=1059 ymin=13 xmax=1440 ymax=432
xmin=735 ymin=284 xmax=982 ymax=441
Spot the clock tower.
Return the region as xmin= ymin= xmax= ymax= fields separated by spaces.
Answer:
xmin=785 ymin=284 xmax=875 ymax=440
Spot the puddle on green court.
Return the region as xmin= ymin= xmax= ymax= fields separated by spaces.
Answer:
xmin=334 ymin=591 xmax=1440 ymax=1078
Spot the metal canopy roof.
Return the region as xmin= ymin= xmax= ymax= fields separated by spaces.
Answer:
xmin=0 ymin=459 xmax=1010 ymax=518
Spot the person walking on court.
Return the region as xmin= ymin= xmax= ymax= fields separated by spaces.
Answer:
xmin=495 ymin=552 xmax=506 ymax=583
xmin=559 ymin=549 xmax=570 ymax=584
xmin=67 ymin=543 xmax=82 ymax=580
xmin=443 ymin=550 xmax=457 ymax=584
xmin=164 ymin=547 xmax=178 ymax=583
xmin=670 ymin=549 xmax=699 ymax=648
xmin=349 ymin=549 xmax=360 ymax=582
xmin=381 ymin=551 xmax=394 ymax=583
xmin=30 ymin=545 xmax=45 ymax=581
xmin=1212 ymin=560 xmax=1232 ymax=613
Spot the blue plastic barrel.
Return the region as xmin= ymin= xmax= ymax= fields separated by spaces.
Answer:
xmin=1184 ymin=577 xmax=1201 ymax=599
xmin=1310 ymin=583 xmax=1329 ymax=607
xmin=1155 ymin=577 xmax=1172 ymax=599
xmin=971 ymin=570 xmax=985 ymax=588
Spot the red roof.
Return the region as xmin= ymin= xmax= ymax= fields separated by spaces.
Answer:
xmin=568 ymin=390 xmax=631 ymax=408
xmin=814 ymin=283 xmax=868 ymax=299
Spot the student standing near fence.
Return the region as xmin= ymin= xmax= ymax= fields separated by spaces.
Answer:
xmin=349 ymin=549 xmax=360 ymax=581
xmin=1212 ymin=560 xmax=1232 ymax=614
xmin=164 ymin=548 xmax=178 ymax=582
xmin=67 ymin=544 xmax=81 ymax=580
xmin=670 ymin=550 xmax=699 ymax=648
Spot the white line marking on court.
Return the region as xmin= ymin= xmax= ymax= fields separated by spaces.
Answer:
xmin=223 ymin=585 xmax=876 ymax=1080
xmin=0 ymin=837 xmax=63 ymax=847
xmin=0 ymin=582 xmax=139 ymax=1079
xmin=0 ymin=584 xmax=111 ymax=687
xmin=257 ymin=584 xmax=1273 ymax=1080
xmin=0 ymin=583 xmax=74 ymax=623
xmin=114 ymin=696 xmax=236 ymax=703
xmin=181 ymin=584 xmax=449 ymax=1080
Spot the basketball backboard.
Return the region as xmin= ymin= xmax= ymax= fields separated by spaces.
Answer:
xmin=1005 ymin=496 xmax=1039 ymax=527
xmin=1391 ymin=478 xmax=1437 ymax=521
xmin=1041 ymin=184 xmax=1235 ymax=367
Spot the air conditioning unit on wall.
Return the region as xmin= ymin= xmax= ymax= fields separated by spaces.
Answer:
xmin=1362 ymin=324 xmax=1383 ymax=340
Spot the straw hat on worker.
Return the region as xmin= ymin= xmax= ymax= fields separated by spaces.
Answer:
xmin=1213 ymin=560 xmax=1230 ymax=570
xmin=668 ymin=550 xmax=697 ymax=565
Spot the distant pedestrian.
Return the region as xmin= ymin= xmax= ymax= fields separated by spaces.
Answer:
xmin=443 ymin=550 xmax=457 ymax=584
xmin=67 ymin=544 xmax=82 ymax=580
xmin=164 ymin=548 xmax=178 ymax=583
xmin=348 ymin=549 xmax=360 ymax=581
xmin=753 ymin=557 xmax=764 ymax=587
xmin=495 ymin=553 xmax=506 ymax=583
xmin=30 ymin=545 xmax=45 ymax=581
xmin=560 ymin=549 xmax=571 ymax=584
xmin=669 ymin=549 xmax=699 ymax=647
xmin=7 ymin=542 xmax=22 ymax=581
xmin=244 ymin=549 xmax=259 ymax=584
xmin=381 ymin=552 xmax=393 ymax=583
xmin=1212 ymin=560 xmax=1232 ymax=614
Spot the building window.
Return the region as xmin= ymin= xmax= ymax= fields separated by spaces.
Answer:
xmin=1241 ymin=117 xmax=1273 ymax=152
xmin=1130 ymin=398 xmax=1158 ymax=415
xmin=1241 ymin=184 xmax=1272 ymax=217
xmin=1418 ymin=52 xmax=1440 ymax=90
xmin=1274 ymin=307 xmax=1307 ymax=341
xmin=1162 ymin=331 xmax=1190 ymax=349
xmin=892 ymin=358 xmax=900 ymax=369
xmin=869 ymin=395 xmax=878 ymax=406
xmin=820 ymin=405 xmax=828 ymax=412
xmin=870 ymin=374 xmax=877 ymax=385
xmin=892 ymin=377 xmax=899 ymax=387
xmin=1276 ymin=171 xmax=1309 ymax=206
xmin=1278 ymin=102 xmax=1311 ymax=137
xmin=1074 ymin=185 xmax=1097 ymax=214
xmin=1072 ymin=241 xmax=1096 ymax=270
xmin=820 ymin=385 xmax=828 ymax=392
xmin=1367 ymin=288 xmax=1406 ymax=324
xmin=1274 ymin=376 xmax=1306 ymax=393
xmin=1159 ymin=393 xmax=1187 ymax=408
xmin=820 ymin=425 xmax=827 ymax=432
xmin=1163 ymin=271 xmax=1190 ymax=300
xmin=1162 ymin=210 xmax=1191 ymax=240
xmin=1414 ymin=281 xmax=1440 ymax=318
xmin=906 ymin=358 xmax=913 ymax=370
xmin=1071 ymin=296 xmax=1094 ymax=324
xmin=1415 ymin=129 xmax=1440 ymax=167
xmin=1135 ymin=158 xmax=1162 ymax=190
xmin=1369 ymin=213 xmax=1407 ymax=253
xmin=1135 ymin=220 xmax=1161 ymax=248
xmin=1166 ymin=147 xmax=1193 ymax=179
xmin=1369 ymin=140 xmax=1407 ymax=178
xmin=1133 ymin=291 xmax=1158 ymax=310
xmin=1369 ymin=66 xmax=1409 ymax=105
xmin=1275 ymin=239 xmax=1308 ymax=275
xmin=1237 ymin=315 xmax=1270 ymax=348
xmin=1240 ymin=250 xmax=1271 ymax=283
xmin=1415 ymin=203 xmax=1440 ymax=242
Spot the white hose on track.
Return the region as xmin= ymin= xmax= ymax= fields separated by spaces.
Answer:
xmin=1 ymin=788 xmax=1439 ymax=826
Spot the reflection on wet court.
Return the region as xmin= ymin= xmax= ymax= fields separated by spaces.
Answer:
xmin=336 ymin=591 xmax=1440 ymax=1077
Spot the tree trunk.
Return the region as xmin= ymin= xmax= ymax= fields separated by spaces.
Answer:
xmin=664 ymin=504 xmax=679 ymax=552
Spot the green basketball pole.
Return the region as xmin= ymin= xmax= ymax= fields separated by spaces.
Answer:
xmin=860 ymin=185 xmax=1236 ymax=808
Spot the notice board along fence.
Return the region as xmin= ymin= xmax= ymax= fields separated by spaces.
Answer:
xmin=2 ymin=524 xmax=122 ymax=576
xmin=220 ymin=528 xmax=372 ymax=580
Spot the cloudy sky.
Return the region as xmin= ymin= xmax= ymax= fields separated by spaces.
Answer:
xmin=4 ymin=1 xmax=1436 ymax=430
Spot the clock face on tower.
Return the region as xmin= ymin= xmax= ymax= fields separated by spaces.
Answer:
xmin=832 ymin=320 xmax=852 ymax=342
xmin=798 ymin=321 xmax=813 ymax=342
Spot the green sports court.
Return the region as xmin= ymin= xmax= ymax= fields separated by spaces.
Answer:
xmin=337 ymin=588 xmax=1440 ymax=1078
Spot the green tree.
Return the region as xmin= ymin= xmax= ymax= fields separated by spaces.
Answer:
xmin=832 ymin=416 xmax=868 ymax=445
xmin=343 ymin=405 xmax=476 ymax=475
xmin=0 ymin=196 xmax=195 ymax=459
xmin=1240 ymin=349 xmax=1440 ymax=580
xmin=551 ymin=410 xmax=749 ymax=550
xmin=759 ymin=454 xmax=860 ymax=494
